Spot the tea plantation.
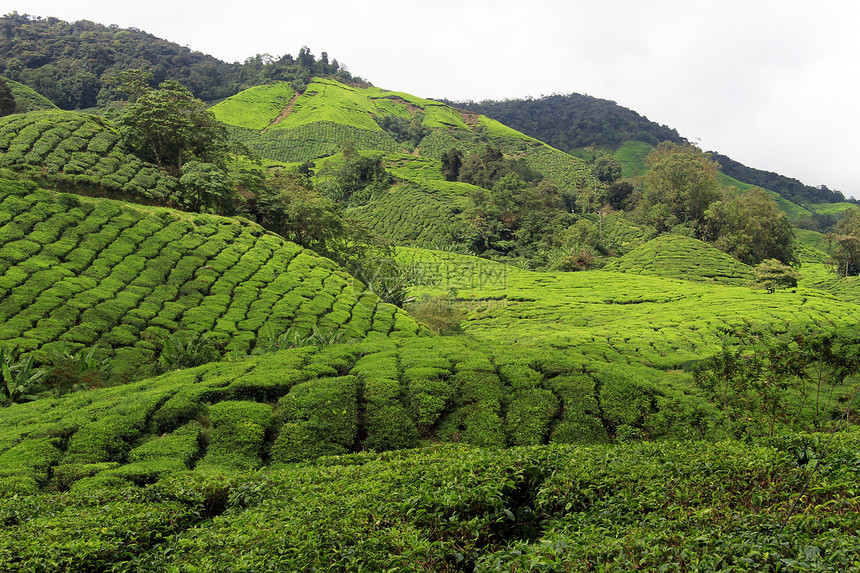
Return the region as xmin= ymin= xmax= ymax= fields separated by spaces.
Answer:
xmin=213 ymin=77 xmax=597 ymax=190
xmin=3 ymin=65 xmax=860 ymax=570
xmin=0 ymin=176 xmax=421 ymax=378
xmin=0 ymin=110 xmax=178 ymax=202
xmin=3 ymin=436 xmax=860 ymax=571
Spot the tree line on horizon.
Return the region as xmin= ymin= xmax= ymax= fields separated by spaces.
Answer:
xmin=0 ymin=12 xmax=360 ymax=109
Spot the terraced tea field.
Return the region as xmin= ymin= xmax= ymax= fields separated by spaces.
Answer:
xmin=212 ymin=77 xmax=598 ymax=191
xmin=399 ymin=245 xmax=860 ymax=373
xmin=0 ymin=177 xmax=420 ymax=377
xmin=0 ymin=110 xmax=177 ymax=202
xmin=604 ymin=233 xmax=753 ymax=284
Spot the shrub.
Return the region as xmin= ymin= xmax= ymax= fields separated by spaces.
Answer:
xmin=197 ymin=400 xmax=273 ymax=470
xmin=270 ymin=376 xmax=358 ymax=463
xmin=505 ymin=388 xmax=558 ymax=446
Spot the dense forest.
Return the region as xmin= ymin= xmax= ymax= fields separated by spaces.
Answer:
xmin=710 ymin=151 xmax=854 ymax=206
xmin=0 ymin=12 xmax=359 ymax=109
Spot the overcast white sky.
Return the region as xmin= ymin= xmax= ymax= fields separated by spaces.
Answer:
xmin=11 ymin=0 xmax=860 ymax=198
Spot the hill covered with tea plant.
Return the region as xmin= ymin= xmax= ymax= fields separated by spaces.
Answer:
xmin=0 ymin=176 xmax=420 ymax=379
xmin=4 ymin=13 xmax=860 ymax=571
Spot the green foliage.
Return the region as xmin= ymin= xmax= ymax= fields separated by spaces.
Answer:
xmin=317 ymin=141 xmax=392 ymax=207
xmin=210 ymin=81 xmax=296 ymax=130
xmin=5 ymin=27 xmax=860 ymax=567
xmin=117 ymin=80 xmax=229 ymax=173
xmin=703 ymin=186 xmax=798 ymax=266
xmin=753 ymin=258 xmax=801 ymax=293
xmin=270 ymin=376 xmax=358 ymax=462
xmin=0 ymin=179 xmax=420 ymax=378
xmin=178 ymin=161 xmax=235 ymax=214
xmin=0 ymin=75 xmax=57 ymax=113
xmin=452 ymin=93 xmax=685 ymax=150
xmin=605 ymin=233 xmax=754 ymax=285
xmin=405 ymin=294 xmax=465 ymax=334
xmin=712 ymin=151 xmax=852 ymax=206
xmin=0 ymin=349 xmax=45 ymax=405
xmin=0 ymin=110 xmax=178 ymax=203
xmin=5 ymin=437 xmax=860 ymax=570
xmin=44 ymin=346 xmax=110 ymax=395
xmin=0 ymin=14 xmax=360 ymax=109
xmin=347 ymin=179 xmax=474 ymax=250
xmin=0 ymin=77 xmax=15 ymax=117
xmin=694 ymin=327 xmax=860 ymax=437
xmin=198 ymin=400 xmax=272 ymax=470
xmin=155 ymin=330 xmax=222 ymax=373
xmin=638 ymin=142 xmax=723 ymax=233
xmin=252 ymin=166 xmax=381 ymax=268
xmin=828 ymin=206 xmax=860 ymax=276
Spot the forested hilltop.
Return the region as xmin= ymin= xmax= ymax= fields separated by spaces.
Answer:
xmin=710 ymin=151 xmax=853 ymax=206
xmin=447 ymin=93 xmax=686 ymax=150
xmin=3 ymin=12 xmax=860 ymax=571
xmin=455 ymin=94 xmax=855 ymax=208
xmin=0 ymin=12 xmax=359 ymax=109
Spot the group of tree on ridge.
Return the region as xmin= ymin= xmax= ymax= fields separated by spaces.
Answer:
xmin=0 ymin=12 xmax=359 ymax=109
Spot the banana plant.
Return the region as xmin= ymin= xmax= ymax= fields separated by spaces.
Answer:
xmin=0 ymin=349 xmax=46 ymax=405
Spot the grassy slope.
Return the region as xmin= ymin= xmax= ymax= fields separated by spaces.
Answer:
xmin=807 ymin=202 xmax=856 ymax=215
xmin=399 ymin=247 xmax=860 ymax=372
xmin=612 ymin=139 xmax=652 ymax=177
xmin=347 ymin=154 xmax=477 ymax=249
xmin=0 ymin=177 xmax=421 ymax=377
xmin=2 ymin=76 xmax=58 ymax=112
xmin=209 ymin=81 xmax=296 ymax=131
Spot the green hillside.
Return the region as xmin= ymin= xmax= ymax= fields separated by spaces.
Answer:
xmin=0 ymin=177 xmax=420 ymax=378
xmin=807 ymin=201 xmax=856 ymax=215
xmin=215 ymin=78 xmax=594 ymax=190
xmin=395 ymin=246 xmax=860 ymax=375
xmin=345 ymin=154 xmax=477 ymax=249
xmin=612 ymin=139 xmax=652 ymax=177
xmin=1 ymin=76 xmax=58 ymax=112
xmin=208 ymin=81 xmax=297 ymax=131
xmin=5 ymin=18 xmax=860 ymax=571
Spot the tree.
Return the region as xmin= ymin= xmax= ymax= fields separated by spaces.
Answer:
xmin=639 ymin=142 xmax=722 ymax=234
xmin=254 ymin=168 xmax=386 ymax=268
xmin=695 ymin=327 xmax=860 ymax=436
xmin=179 ymin=161 xmax=235 ymax=214
xmin=752 ymin=259 xmax=800 ymax=293
xmin=117 ymin=80 xmax=228 ymax=173
xmin=829 ymin=207 xmax=860 ymax=276
xmin=703 ymin=187 xmax=797 ymax=266
xmin=590 ymin=151 xmax=622 ymax=184
xmin=319 ymin=141 xmax=391 ymax=206
xmin=440 ymin=148 xmax=463 ymax=181
xmin=101 ymin=68 xmax=153 ymax=102
xmin=1 ymin=349 xmax=46 ymax=405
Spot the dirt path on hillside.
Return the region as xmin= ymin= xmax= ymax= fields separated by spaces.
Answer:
xmin=265 ymin=93 xmax=300 ymax=130
xmin=458 ymin=110 xmax=480 ymax=129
